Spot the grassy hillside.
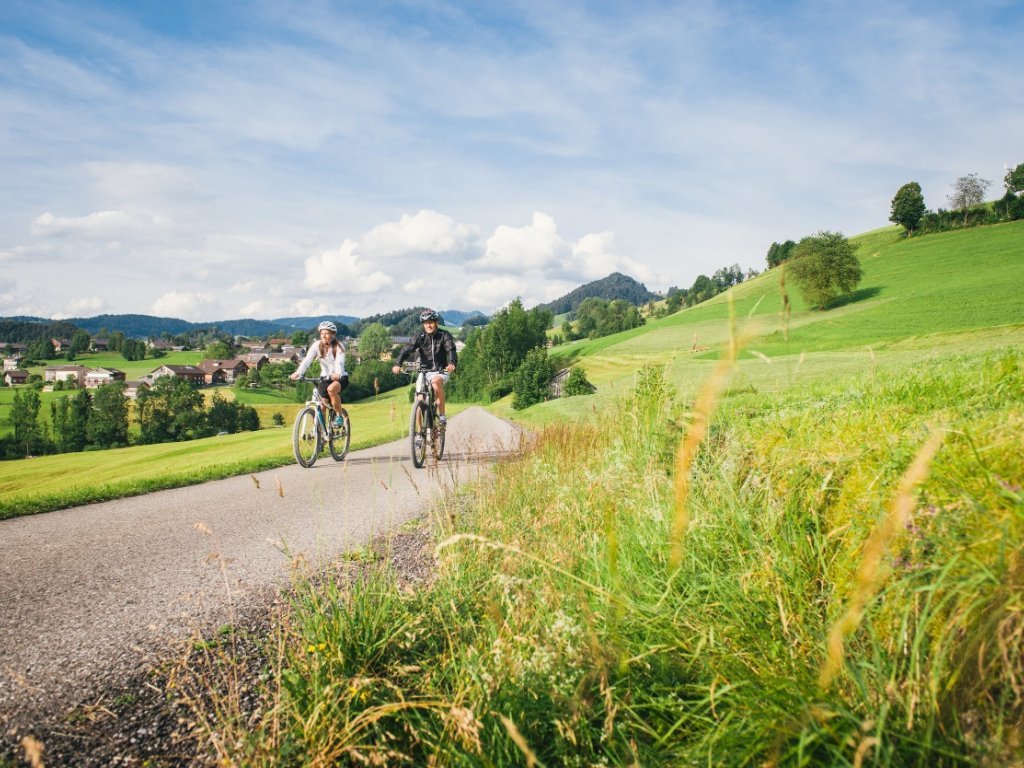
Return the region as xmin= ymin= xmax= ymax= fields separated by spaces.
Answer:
xmin=174 ymin=221 xmax=1024 ymax=765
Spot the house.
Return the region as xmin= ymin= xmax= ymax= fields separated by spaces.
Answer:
xmin=50 ymin=338 xmax=71 ymax=353
xmin=238 ymin=353 xmax=269 ymax=371
xmin=149 ymin=364 xmax=206 ymax=386
xmin=90 ymin=338 xmax=110 ymax=352
xmin=3 ymin=357 xmax=21 ymax=372
xmin=197 ymin=359 xmax=250 ymax=384
xmin=123 ymin=380 xmax=151 ymax=399
xmin=3 ymin=370 xmax=29 ymax=386
xmin=84 ymin=367 xmax=127 ymax=388
xmin=267 ymin=351 xmax=302 ymax=365
xmin=44 ymin=365 xmax=91 ymax=386
xmin=148 ymin=339 xmax=185 ymax=352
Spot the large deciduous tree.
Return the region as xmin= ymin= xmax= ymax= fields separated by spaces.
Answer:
xmin=88 ymin=382 xmax=130 ymax=448
xmin=357 ymin=322 xmax=393 ymax=362
xmin=948 ymin=173 xmax=991 ymax=225
xmin=890 ymin=182 xmax=926 ymax=235
xmin=1005 ymin=163 xmax=1024 ymax=196
xmin=787 ymin=231 xmax=863 ymax=310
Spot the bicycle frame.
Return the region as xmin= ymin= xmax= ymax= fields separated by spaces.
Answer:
xmin=293 ymin=377 xmax=350 ymax=467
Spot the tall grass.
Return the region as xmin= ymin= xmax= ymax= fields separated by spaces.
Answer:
xmin=186 ymin=346 xmax=1023 ymax=765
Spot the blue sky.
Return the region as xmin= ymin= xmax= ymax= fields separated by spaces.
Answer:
xmin=1 ymin=0 xmax=1021 ymax=322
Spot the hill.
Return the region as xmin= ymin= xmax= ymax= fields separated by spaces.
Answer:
xmin=64 ymin=314 xmax=362 ymax=339
xmin=536 ymin=272 xmax=658 ymax=315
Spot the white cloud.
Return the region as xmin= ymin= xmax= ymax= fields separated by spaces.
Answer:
xmin=304 ymin=240 xmax=394 ymax=294
xmin=293 ymin=298 xmax=332 ymax=316
xmin=151 ymin=291 xmax=215 ymax=318
xmin=31 ymin=210 xmax=170 ymax=240
xmin=475 ymin=212 xmax=566 ymax=272
xmin=569 ymin=232 xmax=662 ymax=285
xmin=466 ymin=276 xmax=526 ymax=308
xmin=237 ymin=299 xmax=265 ymax=317
xmin=361 ymin=210 xmax=475 ymax=258
xmin=66 ymin=296 xmax=107 ymax=315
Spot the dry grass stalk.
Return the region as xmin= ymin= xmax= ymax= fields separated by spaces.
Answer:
xmin=669 ymin=297 xmax=743 ymax=571
xmin=499 ymin=714 xmax=539 ymax=767
xmin=818 ymin=426 xmax=944 ymax=690
xmin=20 ymin=735 xmax=45 ymax=768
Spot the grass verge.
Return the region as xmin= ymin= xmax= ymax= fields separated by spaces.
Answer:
xmin=184 ymin=346 xmax=1023 ymax=765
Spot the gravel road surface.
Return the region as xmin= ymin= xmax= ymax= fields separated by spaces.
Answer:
xmin=0 ymin=406 xmax=521 ymax=760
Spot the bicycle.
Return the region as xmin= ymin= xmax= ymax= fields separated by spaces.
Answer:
xmin=402 ymin=365 xmax=446 ymax=468
xmin=292 ymin=377 xmax=350 ymax=468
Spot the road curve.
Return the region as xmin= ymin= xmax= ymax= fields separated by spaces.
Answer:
xmin=0 ymin=406 xmax=521 ymax=725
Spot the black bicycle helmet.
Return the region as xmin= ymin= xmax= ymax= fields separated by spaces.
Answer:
xmin=419 ymin=309 xmax=440 ymax=323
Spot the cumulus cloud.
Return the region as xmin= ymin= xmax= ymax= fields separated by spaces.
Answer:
xmin=474 ymin=212 xmax=566 ymax=272
xmin=304 ymin=240 xmax=393 ymax=293
xmin=66 ymin=296 xmax=107 ymax=315
xmin=151 ymin=291 xmax=215 ymax=318
xmin=466 ymin=276 xmax=526 ymax=308
xmin=361 ymin=209 xmax=475 ymax=259
xmin=569 ymin=231 xmax=662 ymax=285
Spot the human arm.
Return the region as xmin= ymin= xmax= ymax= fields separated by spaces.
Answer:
xmin=290 ymin=344 xmax=318 ymax=380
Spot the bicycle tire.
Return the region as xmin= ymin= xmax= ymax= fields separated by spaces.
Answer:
xmin=293 ymin=406 xmax=321 ymax=468
xmin=329 ymin=408 xmax=350 ymax=461
xmin=433 ymin=407 xmax=445 ymax=460
xmin=410 ymin=400 xmax=428 ymax=468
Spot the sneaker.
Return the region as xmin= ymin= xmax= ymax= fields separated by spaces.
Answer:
xmin=438 ymin=414 xmax=447 ymax=427
xmin=333 ymin=415 xmax=345 ymax=427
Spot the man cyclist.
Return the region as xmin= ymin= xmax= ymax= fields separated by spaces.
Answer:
xmin=290 ymin=321 xmax=349 ymax=426
xmin=392 ymin=309 xmax=457 ymax=426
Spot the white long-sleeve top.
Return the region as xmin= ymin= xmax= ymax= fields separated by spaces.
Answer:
xmin=295 ymin=341 xmax=347 ymax=379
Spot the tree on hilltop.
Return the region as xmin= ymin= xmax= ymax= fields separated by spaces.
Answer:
xmin=1005 ymin=163 xmax=1024 ymax=196
xmin=890 ymin=182 xmax=926 ymax=235
xmin=948 ymin=173 xmax=991 ymax=225
xmin=787 ymin=231 xmax=863 ymax=310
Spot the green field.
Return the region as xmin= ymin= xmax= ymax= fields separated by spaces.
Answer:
xmin=174 ymin=221 xmax=1024 ymax=765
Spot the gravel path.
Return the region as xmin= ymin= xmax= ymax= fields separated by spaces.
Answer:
xmin=0 ymin=406 xmax=521 ymax=764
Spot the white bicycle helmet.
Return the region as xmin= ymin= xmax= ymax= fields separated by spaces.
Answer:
xmin=317 ymin=320 xmax=337 ymax=334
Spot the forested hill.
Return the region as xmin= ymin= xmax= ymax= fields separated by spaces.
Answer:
xmin=536 ymin=272 xmax=659 ymax=315
xmin=64 ymin=314 xmax=360 ymax=338
xmin=0 ymin=317 xmax=81 ymax=344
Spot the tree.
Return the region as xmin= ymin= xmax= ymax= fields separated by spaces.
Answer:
xmin=766 ymin=240 xmax=796 ymax=268
xmin=562 ymin=366 xmax=594 ymax=397
xmin=890 ymin=182 xmax=926 ymax=235
xmin=512 ymin=347 xmax=554 ymax=410
xmin=135 ymin=376 xmax=206 ymax=444
xmin=787 ymin=231 xmax=863 ymax=310
xmin=291 ymin=330 xmax=309 ymax=347
xmin=948 ymin=173 xmax=991 ymax=225
xmin=69 ymin=330 xmax=91 ymax=355
xmin=88 ymin=382 xmax=130 ymax=448
xmin=52 ymin=389 xmax=91 ymax=453
xmin=1005 ymin=163 xmax=1024 ymax=196
xmin=358 ymin=322 xmax=393 ymax=362
xmin=9 ymin=387 xmax=46 ymax=457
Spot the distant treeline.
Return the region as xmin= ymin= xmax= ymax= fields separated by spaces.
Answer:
xmin=536 ymin=272 xmax=658 ymax=316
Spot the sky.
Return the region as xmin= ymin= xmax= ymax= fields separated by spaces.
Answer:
xmin=1 ymin=0 xmax=1021 ymax=323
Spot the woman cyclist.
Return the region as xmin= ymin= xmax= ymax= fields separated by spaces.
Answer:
xmin=392 ymin=309 xmax=457 ymax=425
xmin=290 ymin=321 xmax=349 ymax=426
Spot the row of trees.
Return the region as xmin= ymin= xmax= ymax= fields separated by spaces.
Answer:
xmin=663 ymin=263 xmax=755 ymax=314
xmin=889 ymin=164 xmax=1024 ymax=236
xmin=556 ymin=297 xmax=645 ymax=343
xmin=1 ymin=376 xmax=263 ymax=460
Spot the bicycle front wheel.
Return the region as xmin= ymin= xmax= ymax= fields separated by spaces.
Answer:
xmin=329 ymin=408 xmax=350 ymax=461
xmin=410 ymin=400 xmax=428 ymax=468
xmin=293 ymin=406 xmax=322 ymax=468
xmin=433 ymin=408 xmax=445 ymax=460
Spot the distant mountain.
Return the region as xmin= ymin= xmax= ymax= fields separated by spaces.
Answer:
xmin=62 ymin=313 xmax=361 ymax=339
xmin=2 ymin=310 xmax=484 ymax=342
xmin=439 ymin=309 xmax=487 ymax=326
xmin=536 ymin=272 xmax=659 ymax=316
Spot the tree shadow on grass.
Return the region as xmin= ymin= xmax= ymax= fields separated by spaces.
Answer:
xmin=828 ymin=286 xmax=883 ymax=309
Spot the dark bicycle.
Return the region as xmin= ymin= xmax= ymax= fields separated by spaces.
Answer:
xmin=402 ymin=364 xmax=445 ymax=468
xmin=292 ymin=377 xmax=350 ymax=468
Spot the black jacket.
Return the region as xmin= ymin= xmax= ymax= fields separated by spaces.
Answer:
xmin=395 ymin=329 xmax=458 ymax=371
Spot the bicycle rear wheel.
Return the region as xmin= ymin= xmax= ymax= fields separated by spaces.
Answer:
xmin=410 ymin=400 xmax=428 ymax=468
xmin=329 ymin=408 xmax=350 ymax=461
xmin=292 ymin=406 xmax=322 ymax=467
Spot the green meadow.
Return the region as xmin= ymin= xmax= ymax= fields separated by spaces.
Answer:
xmin=171 ymin=221 xmax=1024 ymax=765
xmin=3 ymin=221 xmax=1023 ymax=764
